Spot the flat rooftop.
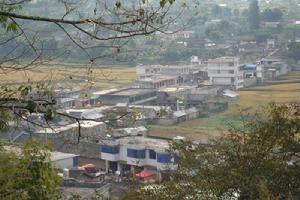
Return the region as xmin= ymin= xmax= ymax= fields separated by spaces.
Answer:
xmin=103 ymin=136 xmax=170 ymax=151
xmin=117 ymin=136 xmax=170 ymax=150
xmin=159 ymin=85 xmax=195 ymax=93
xmin=138 ymin=76 xmax=176 ymax=83
xmin=51 ymin=152 xmax=78 ymax=161
xmin=108 ymin=88 xmax=155 ymax=96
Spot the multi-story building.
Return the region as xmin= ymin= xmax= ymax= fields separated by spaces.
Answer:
xmin=136 ymin=64 xmax=190 ymax=79
xmin=136 ymin=64 xmax=207 ymax=85
xmin=207 ymin=57 xmax=244 ymax=89
xmin=257 ymin=57 xmax=289 ymax=83
xmin=100 ymin=136 xmax=177 ymax=180
xmin=136 ymin=65 xmax=162 ymax=79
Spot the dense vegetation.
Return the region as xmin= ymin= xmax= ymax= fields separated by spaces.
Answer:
xmin=1 ymin=0 xmax=300 ymax=65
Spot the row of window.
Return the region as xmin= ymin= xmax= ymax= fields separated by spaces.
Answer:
xmin=100 ymin=146 xmax=175 ymax=163
xmin=101 ymin=145 xmax=120 ymax=154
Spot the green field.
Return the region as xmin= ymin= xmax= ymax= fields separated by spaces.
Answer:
xmin=149 ymin=71 xmax=300 ymax=139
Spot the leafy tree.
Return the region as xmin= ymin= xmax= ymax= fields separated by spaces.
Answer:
xmin=0 ymin=140 xmax=62 ymax=199
xmin=211 ymin=5 xmax=222 ymax=18
xmin=255 ymin=31 xmax=273 ymax=43
xmin=128 ymin=103 xmax=300 ymax=199
xmin=205 ymin=25 xmax=221 ymax=41
xmin=261 ymin=8 xmax=283 ymax=22
xmin=288 ymin=42 xmax=300 ymax=62
xmin=247 ymin=0 xmax=260 ymax=30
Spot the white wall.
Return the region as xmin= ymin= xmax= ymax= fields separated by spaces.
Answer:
xmin=53 ymin=158 xmax=74 ymax=169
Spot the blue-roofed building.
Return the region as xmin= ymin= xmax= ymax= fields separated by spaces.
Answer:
xmin=242 ymin=64 xmax=258 ymax=87
xmin=243 ymin=64 xmax=257 ymax=79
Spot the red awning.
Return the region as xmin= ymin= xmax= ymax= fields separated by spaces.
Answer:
xmin=135 ymin=170 xmax=155 ymax=178
xmin=81 ymin=164 xmax=96 ymax=169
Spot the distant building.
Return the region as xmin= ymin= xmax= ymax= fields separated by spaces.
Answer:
xmin=170 ymin=30 xmax=194 ymax=39
xmin=136 ymin=65 xmax=162 ymax=79
xmin=190 ymin=56 xmax=202 ymax=65
xmin=207 ymin=57 xmax=244 ymax=89
xmin=136 ymin=64 xmax=190 ymax=79
xmin=258 ymin=57 xmax=289 ymax=82
xmin=136 ymin=64 xmax=207 ymax=85
xmin=267 ymin=39 xmax=276 ymax=49
xmin=99 ymin=88 xmax=157 ymax=105
xmin=136 ymin=76 xmax=177 ymax=89
xmin=242 ymin=64 xmax=258 ymax=87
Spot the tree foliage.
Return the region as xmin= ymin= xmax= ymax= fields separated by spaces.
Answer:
xmin=129 ymin=103 xmax=300 ymax=199
xmin=261 ymin=8 xmax=283 ymax=22
xmin=288 ymin=42 xmax=300 ymax=62
xmin=0 ymin=140 xmax=62 ymax=199
xmin=247 ymin=0 xmax=260 ymax=30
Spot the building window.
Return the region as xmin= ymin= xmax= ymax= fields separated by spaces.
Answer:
xmin=101 ymin=145 xmax=119 ymax=154
xmin=157 ymin=153 xmax=172 ymax=163
xmin=149 ymin=149 xmax=156 ymax=160
xmin=127 ymin=149 xmax=146 ymax=159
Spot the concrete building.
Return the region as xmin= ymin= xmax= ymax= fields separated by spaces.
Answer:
xmin=207 ymin=57 xmax=244 ymax=89
xmin=267 ymin=39 xmax=276 ymax=49
xmin=4 ymin=145 xmax=79 ymax=169
xmin=156 ymin=85 xmax=222 ymax=110
xmin=136 ymin=64 xmax=190 ymax=79
xmin=136 ymin=76 xmax=177 ymax=89
xmin=100 ymin=136 xmax=177 ymax=180
xmin=51 ymin=152 xmax=79 ymax=169
xmin=136 ymin=64 xmax=207 ymax=85
xmin=258 ymin=57 xmax=289 ymax=82
xmin=99 ymin=88 xmax=157 ymax=105
xmin=243 ymin=64 xmax=258 ymax=87
xmin=136 ymin=65 xmax=162 ymax=79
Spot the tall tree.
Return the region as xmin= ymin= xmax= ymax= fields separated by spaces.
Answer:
xmin=288 ymin=42 xmax=300 ymax=62
xmin=248 ymin=0 xmax=260 ymax=30
xmin=128 ymin=103 xmax=300 ymax=199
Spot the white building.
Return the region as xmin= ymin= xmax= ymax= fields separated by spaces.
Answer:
xmin=135 ymin=76 xmax=177 ymax=89
xmin=207 ymin=57 xmax=244 ymax=89
xmin=4 ymin=145 xmax=79 ymax=169
xmin=136 ymin=64 xmax=190 ymax=79
xmin=51 ymin=152 xmax=79 ymax=169
xmin=100 ymin=136 xmax=177 ymax=179
xmin=136 ymin=64 xmax=162 ymax=79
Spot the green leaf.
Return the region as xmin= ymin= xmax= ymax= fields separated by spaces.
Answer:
xmin=26 ymin=100 xmax=38 ymax=113
xmin=6 ymin=22 xmax=17 ymax=32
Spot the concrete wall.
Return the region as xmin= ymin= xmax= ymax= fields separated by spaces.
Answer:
xmin=244 ymin=78 xmax=257 ymax=88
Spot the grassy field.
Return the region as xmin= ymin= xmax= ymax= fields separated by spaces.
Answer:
xmin=149 ymin=71 xmax=300 ymax=139
xmin=0 ymin=64 xmax=136 ymax=89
